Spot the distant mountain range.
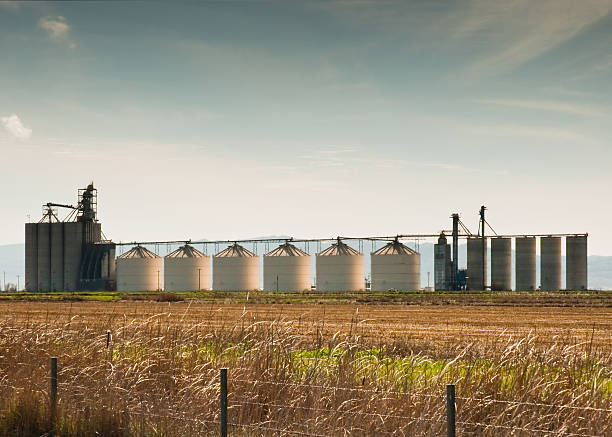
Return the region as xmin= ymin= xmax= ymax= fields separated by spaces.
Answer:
xmin=2 ymin=241 xmax=611 ymax=290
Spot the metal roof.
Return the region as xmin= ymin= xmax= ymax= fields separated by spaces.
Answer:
xmin=118 ymin=246 xmax=159 ymax=259
xmin=165 ymin=244 xmax=206 ymax=259
xmin=318 ymin=239 xmax=362 ymax=256
xmin=372 ymin=240 xmax=418 ymax=256
xmin=214 ymin=243 xmax=257 ymax=258
xmin=264 ymin=242 xmax=309 ymax=257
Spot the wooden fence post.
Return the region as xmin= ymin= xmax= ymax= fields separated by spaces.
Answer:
xmin=50 ymin=357 xmax=58 ymax=437
xmin=220 ymin=368 xmax=228 ymax=437
xmin=446 ymin=384 xmax=456 ymax=437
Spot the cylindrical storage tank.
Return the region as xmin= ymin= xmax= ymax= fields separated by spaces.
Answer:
xmin=316 ymin=239 xmax=364 ymax=292
xmin=212 ymin=243 xmax=259 ymax=291
xmin=540 ymin=236 xmax=561 ymax=291
xmin=164 ymin=245 xmax=210 ymax=291
xmin=566 ymin=236 xmax=587 ymax=290
xmin=36 ymin=222 xmax=51 ymax=291
xmin=116 ymin=246 xmax=163 ymax=292
xmin=263 ymin=242 xmax=311 ymax=291
xmin=25 ymin=223 xmax=38 ymax=291
xmin=490 ymin=237 xmax=511 ymax=291
xmin=467 ymin=237 xmax=487 ymax=291
xmin=371 ymin=240 xmax=420 ymax=291
xmin=515 ymin=237 xmax=536 ymax=291
xmin=50 ymin=223 xmax=64 ymax=292
xmin=434 ymin=233 xmax=451 ymax=291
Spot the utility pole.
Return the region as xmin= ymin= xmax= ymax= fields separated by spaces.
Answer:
xmin=479 ymin=206 xmax=486 ymax=290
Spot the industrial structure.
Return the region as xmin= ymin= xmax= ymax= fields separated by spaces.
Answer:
xmin=25 ymin=183 xmax=115 ymax=291
xmin=371 ymin=238 xmax=420 ymax=291
xmin=316 ymin=238 xmax=364 ymax=291
xmin=24 ymin=183 xmax=589 ymax=293
xmin=164 ymin=245 xmax=210 ymax=291
xmin=263 ymin=242 xmax=310 ymax=291
xmin=212 ymin=243 xmax=259 ymax=291
xmin=116 ymin=246 xmax=162 ymax=292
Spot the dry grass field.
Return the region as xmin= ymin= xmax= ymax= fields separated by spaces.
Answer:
xmin=0 ymin=295 xmax=610 ymax=436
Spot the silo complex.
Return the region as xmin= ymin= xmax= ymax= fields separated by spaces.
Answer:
xmin=117 ymin=246 xmax=162 ymax=292
xmin=263 ymin=243 xmax=311 ymax=291
xmin=316 ymin=239 xmax=364 ymax=291
xmin=566 ymin=236 xmax=587 ymax=290
xmin=490 ymin=238 xmax=511 ymax=290
xmin=25 ymin=183 xmax=115 ymax=292
xmin=371 ymin=240 xmax=420 ymax=291
xmin=540 ymin=236 xmax=561 ymax=291
xmin=515 ymin=237 xmax=536 ymax=291
xmin=213 ymin=243 xmax=259 ymax=291
xmin=164 ymin=245 xmax=210 ymax=291
xmin=434 ymin=233 xmax=451 ymax=290
xmin=467 ymin=237 xmax=487 ymax=290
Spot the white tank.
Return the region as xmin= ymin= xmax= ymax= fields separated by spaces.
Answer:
xmin=212 ymin=243 xmax=259 ymax=291
xmin=263 ymin=242 xmax=311 ymax=291
xmin=116 ymin=246 xmax=163 ymax=292
xmin=164 ymin=245 xmax=210 ymax=291
xmin=316 ymin=239 xmax=364 ymax=292
xmin=371 ymin=239 xmax=420 ymax=291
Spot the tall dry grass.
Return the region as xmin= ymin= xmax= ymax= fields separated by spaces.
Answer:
xmin=0 ymin=305 xmax=610 ymax=436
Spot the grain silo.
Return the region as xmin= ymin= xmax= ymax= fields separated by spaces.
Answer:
xmin=515 ymin=237 xmax=536 ymax=291
xmin=434 ymin=233 xmax=451 ymax=290
xmin=467 ymin=237 xmax=487 ymax=290
xmin=212 ymin=243 xmax=259 ymax=291
xmin=164 ymin=245 xmax=210 ymax=291
xmin=566 ymin=235 xmax=587 ymax=290
xmin=116 ymin=246 xmax=162 ymax=292
xmin=540 ymin=236 xmax=561 ymax=291
xmin=316 ymin=239 xmax=364 ymax=292
xmin=263 ymin=242 xmax=311 ymax=291
xmin=25 ymin=183 xmax=114 ymax=292
xmin=490 ymin=237 xmax=511 ymax=290
xmin=371 ymin=239 xmax=420 ymax=291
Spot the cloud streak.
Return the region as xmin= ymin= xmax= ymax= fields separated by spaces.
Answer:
xmin=476 ymin=99 xmax=606 ymax=117
xmin=1 ymin=114 xmax=32 ymax=140
xmin=39 ymin=16 xmax=70 ymax=39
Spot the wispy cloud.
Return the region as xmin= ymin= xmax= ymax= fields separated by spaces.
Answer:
xmin=462 ymin=122 xmax=597 ymax=145
xmin=38 ymin=16 xmax=70 ymax=39
xmin=476 ymin=99 xmax=606 ymax=117
xmin=1 ymin=114 xmax=32 ymax=140
xmin=460 ymin=0 xmax=612 ymax=75
xmin=0 ymin=1 xmax=19 ymax=10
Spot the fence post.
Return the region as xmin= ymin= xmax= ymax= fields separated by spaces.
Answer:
xmin=220 ymin=368 xmax=228 ymax=437
xmin=50 ymin=357 xmax=58 ymax=437
xmin=446 ymin=384 xmax=456 ymax=437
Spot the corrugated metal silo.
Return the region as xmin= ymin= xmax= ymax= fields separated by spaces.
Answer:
xmin=434 ymin=233 xmax=451 ymax=290
xmin=212 ymin=243 xmax=259 ymax=291
xmin=50 ymin=223 xmax=64 ymax=291
xmin=371 ymin=239 xmax=420 ymax=291
xmin=36 ymin=223 xmax=51 ymax=291
xmin=515 ymin=237 xmax=536 ymax=291
xmin=263 ymin=242 xmax=311 ymax=291
xmin=316 ymin=239 xmax=364 ymax=292
xmin=491 ymin=237 xmax=511 ymax=290
xmin=164 ymin=244 xmax=210 ymax=291
xmin=25 ymin=223 xmax=38 ymax=291
xmin=467 ymin=237 xmax=487 ymax=290
xmin=566 ymin=236 xmax=587 ymax=290
xmin=540 ymin=236 xmax=561 ymax=291
xmin=116 ymin=246 xmax=163 ymax=292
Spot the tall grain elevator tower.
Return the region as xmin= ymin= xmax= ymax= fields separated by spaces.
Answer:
xmin=25 ymin=183 xmax=116 ymax=291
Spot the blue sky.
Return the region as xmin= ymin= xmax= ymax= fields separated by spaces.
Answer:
xmin=1 ymin=0 xmax=611 ymax=254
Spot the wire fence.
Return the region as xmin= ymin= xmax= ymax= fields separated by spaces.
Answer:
xmin=8 ymin=359 xmax=610 ymax=437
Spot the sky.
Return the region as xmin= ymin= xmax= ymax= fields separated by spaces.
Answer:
xmin=1 ymin=0 xmax=611 ymax=254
